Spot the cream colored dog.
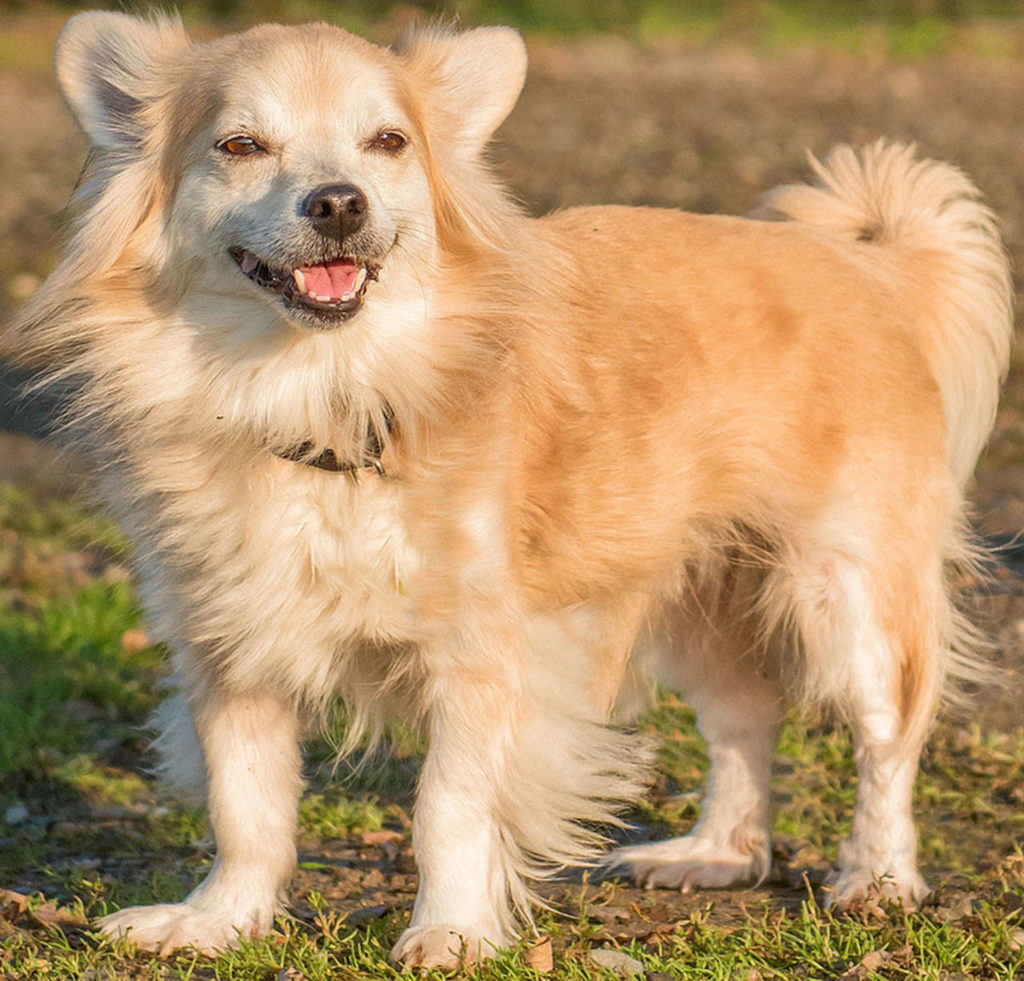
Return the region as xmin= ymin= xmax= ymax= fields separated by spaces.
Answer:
xmin=13 ymin=12 xmax=1013 ymax=970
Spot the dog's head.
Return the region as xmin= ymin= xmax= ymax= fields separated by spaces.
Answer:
xmin=53 ymin=13 xmax=527 ymax=333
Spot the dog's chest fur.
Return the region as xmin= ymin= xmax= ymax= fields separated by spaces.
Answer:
xmin=133 ymin=446 xmax=428 ymax=699
xmin=264 ymin=460 xmax=421 ymax=638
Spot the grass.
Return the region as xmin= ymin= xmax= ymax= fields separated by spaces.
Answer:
xmin=1 ymin=476 xmax=1024 ymax=979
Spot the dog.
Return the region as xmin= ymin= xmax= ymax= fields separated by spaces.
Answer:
xmin=11 ymin=11 xmax=1013 ymax=970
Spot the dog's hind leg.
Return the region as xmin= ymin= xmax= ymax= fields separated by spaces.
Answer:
xmin=780 ymin=529 xmax=949 ymax=910
xmin=148 ymin=690 xmax=207 ymax=803
xmin=613 ymin=600 xmax=783 ymax=891
xmin=817 ymin=557 xmax=945 ymax=910
xmin=100 ymin=686 xmax=301 ymax=953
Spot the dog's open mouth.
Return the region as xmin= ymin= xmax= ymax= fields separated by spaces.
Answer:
xmin=229 ymin=247 xmax=380 ymax=326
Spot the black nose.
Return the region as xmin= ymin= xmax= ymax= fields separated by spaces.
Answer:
xmin=304 ymin=183 xmax=368 ymax=241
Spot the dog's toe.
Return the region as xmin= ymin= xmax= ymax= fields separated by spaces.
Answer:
xmin=611 ymin=834 xmax=768 ymax=892
xmin=99 ymin=903 xmax=266 ymax=956
xmin=821 ymin=867 xmax=929 ymax=912
xmin=391 ymin=924 xmax=499 ymax=970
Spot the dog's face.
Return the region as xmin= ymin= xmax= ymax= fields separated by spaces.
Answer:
xmin=54 ymin=15 xmax=527 ymax=333
xmin=174 ymin=30 xmax=430 ymax=331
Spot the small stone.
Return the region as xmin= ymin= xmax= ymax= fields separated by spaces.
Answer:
xmin=589 ymin=905 xmax=630 ymax=923
xmin=343 ymin=904 xmax=391 ymax=927
xmin=359 ymin=868 xmax=385 ymax=889
xmin=1009 ymin=927 xmax=1024 ymax=952
xmin=590 ymin=947 xmax=645 ymax=977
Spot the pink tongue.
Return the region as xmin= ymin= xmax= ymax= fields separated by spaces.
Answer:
xmin=298 ymin=259 xmax=361 ymax=299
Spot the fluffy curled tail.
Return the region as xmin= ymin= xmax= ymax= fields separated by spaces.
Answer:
xmin=760 ymin=140 xmax=1014 ymax=487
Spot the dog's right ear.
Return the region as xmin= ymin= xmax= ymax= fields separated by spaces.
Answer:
xmin=55 ymin=11 xmax=189 ymax=151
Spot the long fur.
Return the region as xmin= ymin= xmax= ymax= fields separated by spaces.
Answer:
xmin=10 ymin=13 xmax=1014 ymax=969
xmin=761 ymin=141 xmax=1014 ymax=488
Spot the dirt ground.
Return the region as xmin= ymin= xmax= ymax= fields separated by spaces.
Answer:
xmin=2 ymin=20 xmax=1024 ymax=973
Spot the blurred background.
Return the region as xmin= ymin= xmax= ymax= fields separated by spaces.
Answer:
xmin=1 ymin=3 xmax=1024 ymax=974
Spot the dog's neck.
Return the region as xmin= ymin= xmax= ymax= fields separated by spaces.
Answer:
xmin=274 ymin=405 xmax=393 ymax=476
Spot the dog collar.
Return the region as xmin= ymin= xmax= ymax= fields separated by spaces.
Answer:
xmin=275 ymin=407 xmax=392 ymax=476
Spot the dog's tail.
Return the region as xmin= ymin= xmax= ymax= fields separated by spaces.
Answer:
xmin=761 ymin=142 xmax=1013 ymax=726
xmin=760 ymin=140 xmax=1014 ymax=488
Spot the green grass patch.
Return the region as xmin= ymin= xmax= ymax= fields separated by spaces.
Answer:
xmin=0 ymin=577 xmax=161 ymax=782
xmin=0 ymin=577 xmax=161 ymax=780
xmin=299 ymin=789 xmax=389 ymax=840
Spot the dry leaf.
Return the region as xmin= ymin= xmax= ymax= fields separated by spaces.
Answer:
xmin=524 ymin=935 xmax=553 ymax=973
xmin=0 ymin=889 xmax=29 ymax=917
xmin=344 ymin=903 xmax=392 ymax=927
xmin=30 ymin=901 xmax=88 ymax=931
xmin=589 ymin=905 xmax=629 ymax=923
xmin=859 ymin=949 xmax=888 ymax=971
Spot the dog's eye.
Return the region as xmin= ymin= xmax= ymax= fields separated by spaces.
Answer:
xmin=217 ymin=136 xmax=263 ymax=157
xmin=371 ymin=131 xmax=408 ymax=155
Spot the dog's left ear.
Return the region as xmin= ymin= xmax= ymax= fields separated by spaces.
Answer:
xmin=401 ymin=27 xmax=527 ymax=158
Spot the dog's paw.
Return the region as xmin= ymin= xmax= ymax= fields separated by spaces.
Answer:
xmin=610 ymin=834 xmax=769 ymax=892
xmin=99 ymin=902 xmax=269 ymax=956
xmin=390 ymin=924 xmax=500 ymax=970
xmin=821 ymin=866 xmax=929 ymax=913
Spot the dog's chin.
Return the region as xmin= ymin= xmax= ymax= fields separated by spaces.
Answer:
xmin=281 ymin=293 xmax=365 ymax=330
xmin=228 ymin=247 xmax=380 ymax=331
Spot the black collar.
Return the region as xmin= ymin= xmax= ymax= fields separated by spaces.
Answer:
xmin=275 ymin=408 xmax=393 ymax=476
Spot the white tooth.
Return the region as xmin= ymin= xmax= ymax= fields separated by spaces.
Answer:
xmin=341 ymin=291 xmax=354 ymax=301
xmin=293 ymin=268 xmax=306 ymax=293
xmin=353 ymin=267 xmax=367 ymax=291
xmin=312 ymin=292 xmax=330 ymax=302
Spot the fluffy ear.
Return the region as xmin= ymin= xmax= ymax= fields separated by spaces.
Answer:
xmin=402 ymin=27 xmax=527 ymax=158
xmin=55 ymin=11 xmax=188 ymax=151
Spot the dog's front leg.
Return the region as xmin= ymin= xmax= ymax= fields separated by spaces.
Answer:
xmin=390 ymin=609 xmax=647 ymax=971
xmin=391 ymin=668 xmax=517 ymax=970
xmin=100 ymin=687 xmax=301 ymax=954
